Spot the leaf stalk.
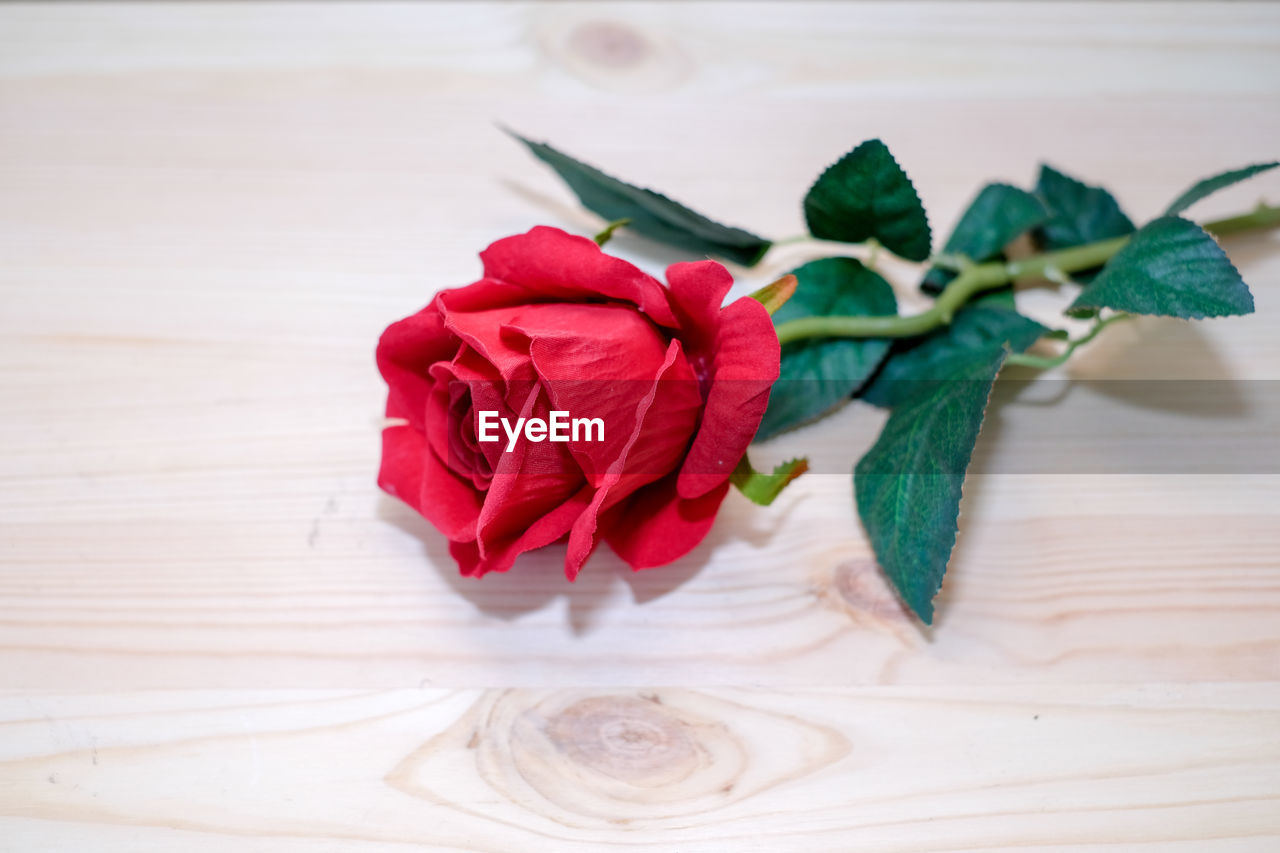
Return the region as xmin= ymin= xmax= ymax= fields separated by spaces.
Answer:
xmin=773 ymin=203 xmax=1279 ymax=346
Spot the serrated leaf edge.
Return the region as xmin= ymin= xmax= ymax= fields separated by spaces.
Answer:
xmin=803 ymin=139 xmax=932 ymax=261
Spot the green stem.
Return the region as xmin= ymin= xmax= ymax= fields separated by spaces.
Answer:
xmin=773 ymin=202 xmax=1280 ymax=346
xmin=1005 ymin=313 xmax=1130 ymax=369
xmin=1202 ymin=202 xmax=1280 ymax=237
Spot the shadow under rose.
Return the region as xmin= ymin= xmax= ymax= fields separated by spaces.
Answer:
xmin=377 ymin=494 xmax=721 ymax=635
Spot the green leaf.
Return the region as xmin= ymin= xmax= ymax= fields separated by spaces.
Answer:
xmin=860 ymin=295 xmax=1047 ymax=409
xmin=922 ymin=184 xmax=1049 ymax=293
xmin=756 ymin=258 xmax=898 ymax=440
xmin=803 ymin=139 xmax=932 ymax=261
xmin=730 ymin=454 xmax=809 ymax=506
xmin=1070 ymin=216 xmax=1254 ymax=319
xmin=1164 ymin=161 xmax=1279 ymax=216
xmin=976 ymin=285 xmax=1017 ymax=310
xmin=1035 ymin=164 xmax=1136 ymax=251
xmin=855 ymin=347 xmax=1006 ymax=624
xmin=510 ymin=131 xmax=772 ymax=266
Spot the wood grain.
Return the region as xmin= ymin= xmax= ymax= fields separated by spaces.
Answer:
xmin=3 ymin=686 xmax=1279 ymax=851
xmin=2 ymin=2 xmax=1279 ymax=848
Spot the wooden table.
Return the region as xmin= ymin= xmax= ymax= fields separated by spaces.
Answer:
xmin=2 ymin=3 xmax=1279 ymax=849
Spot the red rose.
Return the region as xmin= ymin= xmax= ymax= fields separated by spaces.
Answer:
xmin=377 ymin=226 xmax=780 ymax=579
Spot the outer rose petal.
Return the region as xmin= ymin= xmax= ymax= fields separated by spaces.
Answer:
xmin=479 ymin=227 xmax=679 ymax=328
xmin=377 ymin=424 xmax=426 ymax=514
xmin=376 ymin=301 xmax=456 ymax=431
xmin=604 ymin=473 xmax=730 ymax=570
xmin=677 ymin=295 xmax=780 ymax=500
xmin=663 ymin=260 xmax=735 ymax=362
xmin=378 ymin=425 xmax=481 ymax=541
xmin=450 ymin=485 xmax=593 ymax=577
xmin=562 ymin=339 xmax=693 ymax=580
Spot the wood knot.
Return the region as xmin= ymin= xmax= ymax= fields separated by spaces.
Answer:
xmin=537 ymin=13 xmax=691 ymax=93
xmin=830 ymin=558 xmax=912 ymax=623
xmin=388 ymin=689 xmax=851 ymax=826
xmin=566 ymin=21 xmax=651 ymax=69
xmin=545 ymin=696 xmax=698 ymax=787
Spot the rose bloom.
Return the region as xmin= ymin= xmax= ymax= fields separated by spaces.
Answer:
xmin=376 ymin=226 xmax=779 ymax=578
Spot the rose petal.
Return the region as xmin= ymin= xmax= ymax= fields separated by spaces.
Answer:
xmin=561 ymin=339 xmax=696 ymax=580
xmin=512 ymin=303 xmax=695 ymax=487
xmin=378 ymin=425 xmax=482 ymax=542
xmin=376 ymin=300 xmax=456 ymax=431
xmin=604 ymin=474 xmax=730 ymax=570
xmin=663 ymin=260 xmax=735 ymax=362
xmin=677 ymin=295 xmax=780 ymax=499
xmin=504 ymin=302 xmax=670 ymax=381
xmin=376 ymin=424 xmax=426 ymax=512
xmin=449 ymin=484 xmax=594 ymax=577
xmin=474 ymin=382 xmax=584 ymax=559
xmin=440 ymin=304 xmax=538 ymax=384
xmin=479 ymin=226 xmax=679 ymax=328
xmin=427 ymin=346 xmax=506 ymax=486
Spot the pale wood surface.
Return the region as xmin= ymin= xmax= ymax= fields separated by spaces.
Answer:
xmin=2 ymin=2 xmax=1279 ymax=849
